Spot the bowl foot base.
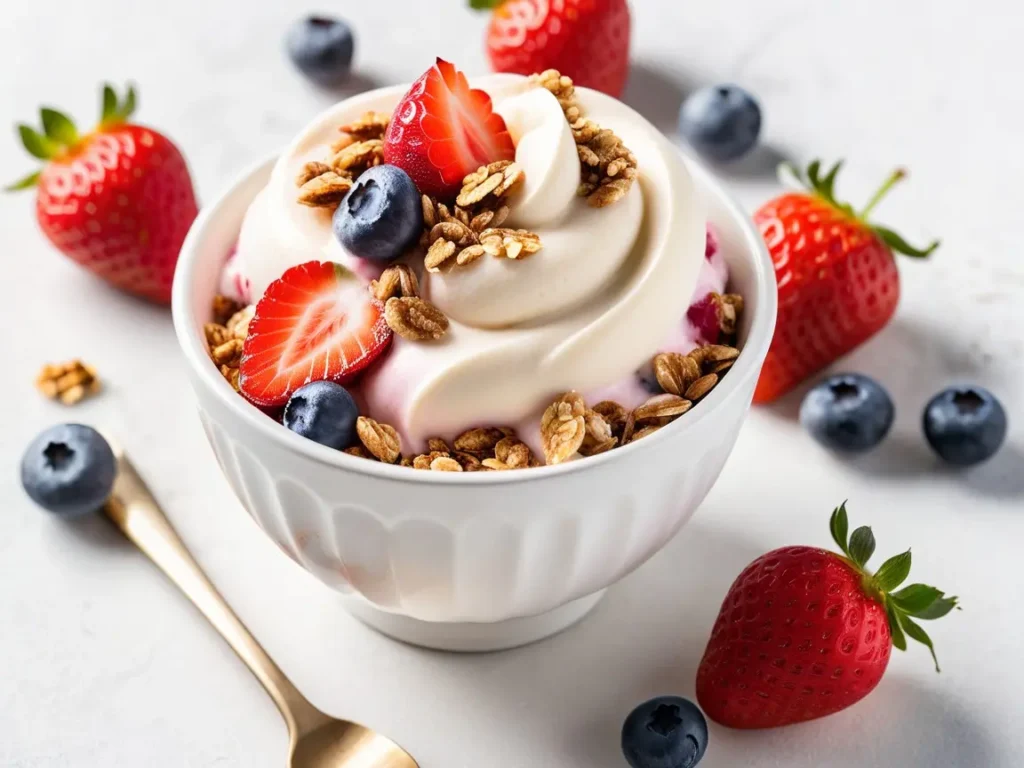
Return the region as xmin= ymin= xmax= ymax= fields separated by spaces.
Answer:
xmin=344 ymin=591 xmax=607 ymax=652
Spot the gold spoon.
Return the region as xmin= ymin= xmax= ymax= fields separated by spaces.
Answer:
xmin=102 ymin=444 xmax=419 ymax=768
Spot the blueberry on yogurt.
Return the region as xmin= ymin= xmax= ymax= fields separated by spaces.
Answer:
xmin=333 ymin=165 xmax=423 ymax=263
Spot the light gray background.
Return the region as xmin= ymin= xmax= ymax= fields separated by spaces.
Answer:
xmin=2 ymin=2 xmax=1022 ymax=766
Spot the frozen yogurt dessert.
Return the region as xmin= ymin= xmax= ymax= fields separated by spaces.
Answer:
xmin=204 ymin=61 xmax=745 ymax=470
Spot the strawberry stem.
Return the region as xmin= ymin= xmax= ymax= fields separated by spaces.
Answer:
xmin=783 ymin=159 xmax=940 ymax=259
xmin=8 ymin=82 xmax=138 ymax=193
xmin=827 ymin=503 xmax=957 ymax=672
xmin=859 ymin=167 xmax=907 ymax=219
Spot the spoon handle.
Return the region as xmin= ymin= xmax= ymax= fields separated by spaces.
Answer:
xmin=104 ymin=455 xmax=326 ymax=735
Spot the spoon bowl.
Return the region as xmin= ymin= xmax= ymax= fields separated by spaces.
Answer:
xmin=291 ymin=719 xmax=419 ymax=768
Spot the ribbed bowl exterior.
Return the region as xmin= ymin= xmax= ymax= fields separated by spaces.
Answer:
xmin=173 ymin=141 xmax=775 ymax=625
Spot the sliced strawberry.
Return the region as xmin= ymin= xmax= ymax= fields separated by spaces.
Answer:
xmin=383 ymin=58 xmax=515 ymax=200
xmin=239 ymin=261 xmax=392 ymax=408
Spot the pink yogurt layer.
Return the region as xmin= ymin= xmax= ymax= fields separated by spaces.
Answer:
xmin=221 ymin=226 xmax=730 ymax=456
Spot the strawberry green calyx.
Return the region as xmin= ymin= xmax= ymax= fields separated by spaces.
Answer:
xmin=468 ymin=0 xmax=505 ymax=8
xmin=100 ymin=82 xmax=137 ymax=127
xmin=828 ymin=502 xmax=958 ymax=672
xmin=782 ymin=159 xmax=941 ymax=259
xmin=7 ymin=82 xmax=137 ymax=192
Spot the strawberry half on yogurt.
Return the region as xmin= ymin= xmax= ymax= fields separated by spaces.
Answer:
xmin=222 ymin=60 xmax=736 ymax=461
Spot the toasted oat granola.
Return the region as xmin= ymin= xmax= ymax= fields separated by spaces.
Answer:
xmin=370 ymin=264 xmax=419 ymax=302
xmin=297 ymin=172 xmax=353 ymax=208
xmin=540 ymin=391 xmax=587 ymax=465
xmin=534 ymin=69 xmax=638 ymax=208
xmin=419 ymin=160 xmax=538 ymax=273
xmin=206 ymin=297 xmax=254 ymax=391
xmin=384 ymin=296 xmax=449 ymax=341
xmin=356 ymin=417 xmax=401 ymax=463
xmin=329 ymin=139 xmax=385 ymax=177
xmin=339 ymin=111 xmax=390 ymax=141
xmin=36 ymin=360 xmax=101 ymax=406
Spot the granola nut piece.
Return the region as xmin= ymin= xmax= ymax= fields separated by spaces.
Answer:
xmin=329 ymin=139 xmax=384 ymax=177
xmin=36 ymin=360 xmax=102 ymax=405
xmin=295 ymin=161 xmax=332 ymax=187
xmin=456 ymin=161 xmax=524 ymax=208
xmin=339 ymin=111 xmax=390 ymax=140
xmin=579 ymin=409 xmax=616 ymax=456
xmin=226 ymin=305 xmax=255 ymax=340
xmin=592 ymin=401 xmax=628 ymax=434
xmin=297 ymin=171 xmax=353 ymax=208
xmin=370 ymin=264 xmax=420 ymax=301
xmin=204 ymin=323 xmax=230 ymax=348
xmin=629 ymin=425 xmax=662 ymax=443
xmin=634 ymin=394 xmax=693 ymax=422
xmin=211 ymin=339 xmax=244 ymax=367
xmin=702 ymin=344 xmax=741 ymax=364
xmin=220 ymin=365 xmax=241 ymax=391
xmin=621 ymin=410 xmax=638 ymax=444
xmin=495 ymin=436 xmax=532 ymax=469
xmin=453 ymin=427 xmax=509 ymax=454
xmin=685 ymin=373 xmax=720 ymax=402
xmin=212 ymin=295 xmax=242 ymax=326
xmin=530 ymin=69 xmax=580 ymax=122
xmin=653 ymin=352 xmax=702 ymax=396
xmin=430 ymin=456 xmax=464 ymax=472
xmin=570 ymin=115 xmax=638 ymax=207
xmin=356 ymin=417 xmax=401 ymax=463
xmin=453 ymin=451 xmax=484 ymax=472
xmin=478 ymin=228 xmax=542 ymax=260
xmin=384 ymin=297 xmax=449 ymax=341
xmin=540 ymin=391 xmax=587 ymax=465
xmin=424 ymin=238 xmax=458 ymax=273
xmin=427 ymin=438 xmax=451 ymax=454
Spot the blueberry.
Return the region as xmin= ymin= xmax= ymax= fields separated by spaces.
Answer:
xmin=285 ymin=16 xmax=355 ymax=88
xmin=800 ymin=374 xmax=895 ymax=453
xmin=636 ymin=361 xmax=663 ymax=395
xmin=333 ymin=165 xmax=423 ymax=264
xmin=923 ymin=385 xmax=1007 ymax=466
xmin=20 ymin=424 xmax=116 ymax=517
xmin=678 ymin=85 xmax=761 ymax=163
xmin=622 ymin=696 xmax=708 ymax=768
xmin=284 ymin=381 xmax=360 ymax=450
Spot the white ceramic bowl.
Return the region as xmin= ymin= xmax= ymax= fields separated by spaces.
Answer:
xmin=172 ymin=126 xmax=776 ymax=653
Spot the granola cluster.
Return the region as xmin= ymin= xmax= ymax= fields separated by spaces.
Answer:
xmin=537 ymin=341 xmax=741 ymax=464
xmin=294 ymin=111 xmax=390 ymax=209
xmin=205 ymin=297 xmax=254 ymax=391
xmin=344 ymin=419 xmax=542 ymax=472
xmin=35 ymin=360 xmax=101 ymax=405
xmin=531 ymin=69 xmax=638 ymax=208
xmin=421 ymin=160 xmax=540 ymax=273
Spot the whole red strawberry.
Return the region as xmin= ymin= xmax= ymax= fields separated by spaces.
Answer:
xmin=383 ymin=58 xmax=515 ymax=201
xmin=8 ymin=84 xmax=198 ymax=304
xmin=473 ymin=0 xmax=632 ymax=97
xmin=753 ymin=161 xmax=939 ymax=403
xmin=696 ymin=503 xmax=958 ymax=729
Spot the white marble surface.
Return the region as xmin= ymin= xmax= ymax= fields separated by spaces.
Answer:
xmin=1 ymin=1 xmax=1022 ymax=766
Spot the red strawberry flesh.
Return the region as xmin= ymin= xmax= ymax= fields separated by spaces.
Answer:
xmin=383 ymin=58 xmax=515 ymax=200
xmin=239 ymin=261 xmax=392 ymax=408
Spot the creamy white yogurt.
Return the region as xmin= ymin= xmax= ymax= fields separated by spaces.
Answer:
xmin=232 ymin=73 xmax=706 ymax=452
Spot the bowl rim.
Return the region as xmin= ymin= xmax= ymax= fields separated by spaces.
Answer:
xmin=173 ymin=147 xmax=776 ymax=487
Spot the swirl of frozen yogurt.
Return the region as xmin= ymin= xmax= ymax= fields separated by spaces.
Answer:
xmin=233 ymin=74 xmax=705 ymax=451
